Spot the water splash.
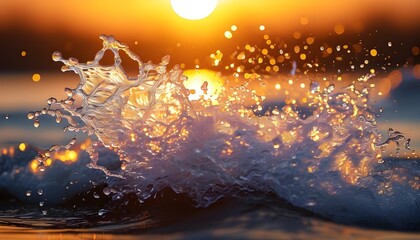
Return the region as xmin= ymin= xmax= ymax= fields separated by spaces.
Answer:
xmin=376 ymin=128 xmax=412 ymax=158
xmin=31 ymin=35 xmax=195 ymax=177
xmin=29 ymin=36 xmax=419 ymax=225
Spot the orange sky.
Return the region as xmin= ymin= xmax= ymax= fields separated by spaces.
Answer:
xmin=0 ymin=0 xmax=418 ymax=74
xmin=1 ymin=0 xmax=420 ymax=43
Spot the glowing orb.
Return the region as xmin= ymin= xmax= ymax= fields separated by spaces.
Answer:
xmin=171 ymin=0 xmax=218 ymax=20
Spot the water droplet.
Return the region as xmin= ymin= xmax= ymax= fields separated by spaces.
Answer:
xmin=98 ymin=209 xmax=107 ymax=216
xmin=37 ymin=188 xmax=43 ymax=196
xmin=46 ymin=97 xmax=57 ymax=105
xmin=42 ymin=210 xmax=47 ymax=215
xmin=34 ymin=120 xmax=40 ymax=128
xmin=60 ymin=66 xmax=69 ymax=73
xmin=27 ymin=112 xmax=35 ymax=120
xmin=224 ymin=30 xmax=233 ymax=39
xmin=64 ymin=88 xmax=73 ymax=97
xmin=52 ymin=51 xmax=62 ymax=61
xmin=56 ymin=116 xmax=62 ymax=123
xmin=64 ymin=98 xmax=75 ymax=105
xmin=103 ymin=187 xmax=116 ymax=196
xmin=404 ymin=138 xmax=411 ymax=150
xmin=304 ymin=199 xmax=317 ymax=206
xmin=327 ymin=84 xmax=335 ymax=93
xmin=156 ymin=65 xmax=166 ymax=74
xmin=67 ymin=138 xmax=77 ymax=147
xmin=68 ymin=57 xmax=79 ymax=65
xmin=25 ymin=190 xmax=31 ymax=197
xmin=121 ymin=161 xmax=127 ymax=170
xmin=112 ymin=193 xmax=123 ymax=201
xmin=39 ymin=201 xmax=44 ymax=207
xmin=272 ymin=137 xmax=281 ymax=149
xmin=161 ymin=55 xmax=170 ymax=65
xmin=32 ymin=73 xmax=41 ymax=82
xmin=93 ymin=192 xmax=100 ymax=199
xmin=309 ymin=81 xmax=320 ymax=93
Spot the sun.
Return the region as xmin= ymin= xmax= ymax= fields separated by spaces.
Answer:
xmin=171 ymin=0 xmax=218 ymax=20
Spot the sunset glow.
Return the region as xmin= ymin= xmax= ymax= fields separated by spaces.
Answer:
xmin=171 ymin=0 xmax=218 ymax=20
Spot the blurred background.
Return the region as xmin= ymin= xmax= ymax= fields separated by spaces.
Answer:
xmin=0 ymin=0 xmax=419 ymax=150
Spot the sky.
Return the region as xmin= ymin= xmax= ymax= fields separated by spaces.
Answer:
xmin=0 ymin=0 xmax=419 ymax=72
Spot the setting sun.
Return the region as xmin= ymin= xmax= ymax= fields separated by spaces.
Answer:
xmin=171 ymin=0 xmax=218 ymax=20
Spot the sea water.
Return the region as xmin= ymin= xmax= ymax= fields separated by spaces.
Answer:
xmin=0 ymin=34 xmax=419 ymax=238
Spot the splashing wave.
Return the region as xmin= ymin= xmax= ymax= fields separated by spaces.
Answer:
xmin=28 ymin=35 xmax=419 ymax=228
